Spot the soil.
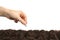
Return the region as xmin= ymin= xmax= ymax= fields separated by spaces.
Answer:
xmin=0 ymin=30 xmax=60 ymax=40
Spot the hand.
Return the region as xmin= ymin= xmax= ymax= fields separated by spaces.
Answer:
xmin=0 ymin=7 xmax=27 ymax=25
xmin=6 ymin=10 xmax=27 ymax=25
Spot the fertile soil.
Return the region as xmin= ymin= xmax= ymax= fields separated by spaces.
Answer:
xmin=0 ymin=30 xmax=60 ymax=40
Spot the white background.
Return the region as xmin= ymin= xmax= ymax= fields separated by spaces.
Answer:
xmin=0 ymin=0 xmax=60 ymax=31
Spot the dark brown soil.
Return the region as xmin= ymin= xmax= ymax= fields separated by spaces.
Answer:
xmin=0 ymin=30 xmax=60 ymax=40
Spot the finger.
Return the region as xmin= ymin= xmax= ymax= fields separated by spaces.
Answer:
xmin=18 ymin=17 xmax=27 ymax=25
xmin=22 ymin=16 xmax=27 ymax=24
xmin=8 ymin=17 xmax=18 ymax=23
xmin=20 ymin=16 xmax=27 ymax=24
xmin=22 ymin=13 xmax=27 ymax=24
xmin=20 ymin=13 xmax=27 ymax=24
xmin=14 ymin=20 xmax=18 ymax=23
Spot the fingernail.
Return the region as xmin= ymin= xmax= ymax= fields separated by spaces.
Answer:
xmin=25 ymin=24 xmax=27 ymax=27
xmin=24 ymin=23 xmax=27 ymax=27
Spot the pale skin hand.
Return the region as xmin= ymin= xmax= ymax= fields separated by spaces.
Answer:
xmin=0 ymin=7 xmax=27 ymax=25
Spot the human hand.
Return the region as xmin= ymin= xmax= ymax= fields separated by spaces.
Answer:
xmin=0 ymin=7 xmax=27 ymax=26
xmin=6 ymin=10 xmax=27 ymax=25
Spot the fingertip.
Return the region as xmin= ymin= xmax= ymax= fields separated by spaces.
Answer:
xmin=24 ymin=24 xmax=27 ymax=27
xmin=22 ymin=22 xmax=27 ymax=26
xmin=18 ymin=17 xmax=28 ymax=26
xmin=14 ymin=20 xmax=18 ymax=23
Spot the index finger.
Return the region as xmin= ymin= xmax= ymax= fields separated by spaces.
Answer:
xmin=18 ymin=17 xmax=27 ymax=25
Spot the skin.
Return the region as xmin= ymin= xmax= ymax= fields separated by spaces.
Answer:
xmin=0 ymin=7 xmax=27 ymax=25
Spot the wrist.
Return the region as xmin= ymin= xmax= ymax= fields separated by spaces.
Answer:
xmin=0 ymin=7 xmax=9 ymax=16
xmin=0 ymin=7 xmax=4 ymax=16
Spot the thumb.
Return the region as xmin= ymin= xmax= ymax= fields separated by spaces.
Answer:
xmin=18 ymin=17 xmax=27 ymax=25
